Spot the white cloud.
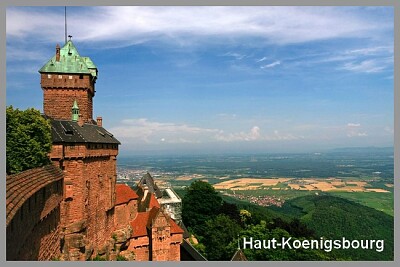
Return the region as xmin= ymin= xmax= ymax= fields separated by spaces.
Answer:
xmin=222 ymin=52 xmax=247 ymax=60
xmin=215 ymin=126 xmax=261 ymax=142
xmin=110 ymin=118 xmax=219 ymax=144
xmin=346 ymin=123 xmax=367 ymax=137
xmin=111 ymin=119 xmax=302 ymax=145
xmin=6 ymin=6 xmax=392 ymax=48
xmin=341 ymin=59 xmax=389 ymax=73
xmin=283 ymin=45 xmax=393 ymax=72
xmin=256 ymin=57 xmax=268 ymax=62
xmin=345 ymin=46 xmax=392 ymax=56
xmin=347 ymin=132 xmax=368 ymax=137
xmin=215 ymin=126 xmax=300 ymax=142
xmin=384 ymin=126 xmax=393 ymax=134
xmin=7 ymin=47 xmax=47 ymax=62
xmin=261 ymin=60 xmax=281 ymax=69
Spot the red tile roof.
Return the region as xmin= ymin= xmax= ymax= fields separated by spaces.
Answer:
xmin=169 ymin=218 xmax=184 ymax=234
xmin=130 ymin=206 xmax=162 ymax=238
xmin=149 ymin=192 xmax=160 ymax=209
xmin=115 ymin=184 xmax=138 ymax=205
xmin=130 ymin=211 xmax=150 ymax=238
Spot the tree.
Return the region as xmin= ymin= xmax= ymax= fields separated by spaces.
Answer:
xmin=182 ymin=180 xmax=222 ymax=237
xmin=6 ymin=106 xmax=52 ymax=174
xmin=239 ymin=209 xmax=252 ymax=227
xmin=229 ymin=221 xmax=333 ymax=261
xmin=202 ymin=214 xmax=242 ymax=260
xmin=218 ymin=201 xmax=241 ymax=225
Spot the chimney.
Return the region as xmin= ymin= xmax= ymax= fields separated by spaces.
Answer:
xmin=56 ymin=44 xmax=61 ymax=62
xmin=78 ymin=114 xmax=84 ymax=127
xmin=96 ymin=116 xmax=103 ymax=127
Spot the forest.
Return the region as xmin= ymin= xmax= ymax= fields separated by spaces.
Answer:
xmin=180 ymin=180 xmax=394 ymax=261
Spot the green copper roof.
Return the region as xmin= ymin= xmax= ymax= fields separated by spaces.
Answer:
xmin=71 ymin=99 xmax=79 ymax=122
xmin=39 ymin=40 xmax=97 ymax=77
xmin=72 ymin=99 xmax=79 ymax=109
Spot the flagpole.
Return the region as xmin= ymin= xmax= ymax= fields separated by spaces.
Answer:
xmin=65 ymin=6 xmax=67 ymax=44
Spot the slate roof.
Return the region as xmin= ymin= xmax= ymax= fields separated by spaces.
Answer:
xmin=180 ymin=239 xmax=208 ymax=261
xmin=49 ymin=117 xmax=120 ymax=144
xmin=231 ymin=249 xmax=248 ymax=261
xmin=178 ymin=221 xmax=191 ymax=239
xmin=6 ymin=164 xmax=63 ymax=225
xmin=39 ymin=40 xmax=97 ymax=78
xmin=115 ymin=184 xmax=139 ymax=205
xmin=137 ymin=172 xmax=162 ymax=198
xmin=138 ymin=191 xmax=160 ymax=212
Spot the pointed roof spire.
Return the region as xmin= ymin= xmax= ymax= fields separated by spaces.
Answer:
xmin=38 ymin=40 xmax=97 ymax=78
xmin=71 ymin=99 xmax=79 ymax=122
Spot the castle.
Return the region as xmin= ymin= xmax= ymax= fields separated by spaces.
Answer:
xmin=5 ymin=40 xmax=205 ymax=261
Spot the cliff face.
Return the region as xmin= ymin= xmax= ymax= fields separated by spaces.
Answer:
xmin=6 ymin=164 xmax=63 ymax=260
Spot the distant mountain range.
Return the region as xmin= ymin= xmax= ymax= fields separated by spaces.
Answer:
xmin=329 ymin=146 xmax=393 ymax=153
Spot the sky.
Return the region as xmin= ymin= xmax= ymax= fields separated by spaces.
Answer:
xmin=6 ymin=6 xmax=394 ymax=155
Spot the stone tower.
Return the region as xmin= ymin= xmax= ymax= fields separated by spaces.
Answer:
xmin=39 ymin=40 xmax=121 ymax=260
xmin=39 ymin=40 xmax=98 ymax=123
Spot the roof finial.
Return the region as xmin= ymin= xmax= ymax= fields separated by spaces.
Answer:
xmin=68 ymin=35 xmax=72 ymax=41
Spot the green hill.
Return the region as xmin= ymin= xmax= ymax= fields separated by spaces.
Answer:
xmin=280 ymin=194 xmax=394 ymax=260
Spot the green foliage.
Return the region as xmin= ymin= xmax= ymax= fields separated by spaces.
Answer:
xmin=91 ymin=255 xmax=106 ymax=261
xmin=268 ymin=217 xmax=316 ymax=238
xmin=6 ymin=106 xmax=52 ymax=174
xmin=282 ymin=195 xmax=394 ymax=260
xmin=202 ymin=214 xmax=242 ymax=260
xmin=192 ymin=243 xmax=206 ymax=255
xmin=239 ymin=209 xmax=252 ymax=227
xmin=116 ymin=255 xmax=128 ymax=261
xmin=182 ymin=180 xmax=222 ymax=237
xmin=218 ymin=201 xmax=241 ymax=225
xmin=230 ymin=221 xmax=334 ymax=261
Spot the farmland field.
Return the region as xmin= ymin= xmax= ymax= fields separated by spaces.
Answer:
xmin=117 ymin=147 xmax=394 ymax=216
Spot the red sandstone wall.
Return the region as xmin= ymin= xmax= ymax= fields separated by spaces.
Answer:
xmin=114 ymin=200 xmax=137 ymax=230
xmin=61 ymin=159 xmax=85 ymax=225
xmin=128 ymin=201 xmax=137 ymax=221
xmin=169 ymin=234 xmax=183 ymax=261
xmin=41 ymin=74 xmax=95 ymax=122
xmin=151 ymin=213 xmax=171 ymax=261
xmin=128 ymin=236 xmax=150 ymax=261
xmin=58 ymin=145 xmax=118 ymax=256
xmin=114 ymin=204 xmax=129 ymax=229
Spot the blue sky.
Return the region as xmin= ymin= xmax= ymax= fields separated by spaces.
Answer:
xmin=6 ymin=6 xmax=394 ymax=155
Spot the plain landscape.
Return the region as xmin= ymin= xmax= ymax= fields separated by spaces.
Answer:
xmin=117 ymin=147 xmax=394 ymax=216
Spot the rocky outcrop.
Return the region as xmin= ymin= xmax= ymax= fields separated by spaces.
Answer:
xmin=60 ymin=220 xmax=88 ymax=260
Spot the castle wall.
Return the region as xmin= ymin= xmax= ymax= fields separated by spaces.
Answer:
xmin=150 ymin=212 xmax=171 ymax=261
xmin=115 ymin=200 xmax=138 ymax=229
xmin=128 ymin=236 xmax=150 ymax=261
xmin=84 ymin=156 xmax=116 ymax=250
xmin=55 ymin=144 xmax=118 ymax=258
xmin=6 ymin=166 xmax=63 ymax=260
xmin=41 ymin=74 xmax=94 ymax=122
xmin=169 ymin=234 xmax=183 ymax=261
